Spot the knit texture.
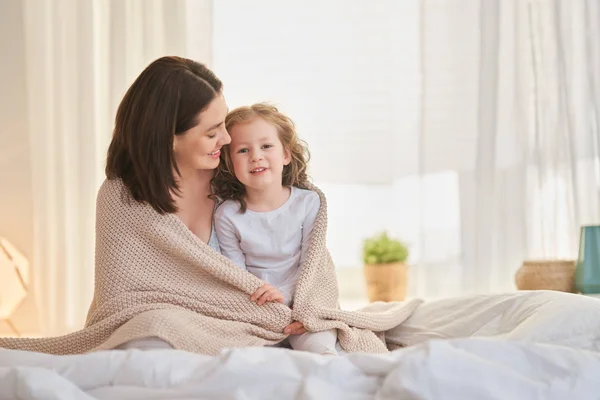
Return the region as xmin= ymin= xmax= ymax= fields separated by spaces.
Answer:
xmin=0 ymin=179 xmax=421 ymax=355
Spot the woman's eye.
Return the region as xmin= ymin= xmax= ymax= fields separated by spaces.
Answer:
xmin=208 ymin=133 xmax=217 ymax=139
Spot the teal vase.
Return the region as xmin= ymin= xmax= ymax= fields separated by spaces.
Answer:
xmin=575 ymin=225 xmax=600 ymax=294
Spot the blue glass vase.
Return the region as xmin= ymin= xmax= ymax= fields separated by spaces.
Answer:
xmin=575 ymin=225 xmax=600 ymax=294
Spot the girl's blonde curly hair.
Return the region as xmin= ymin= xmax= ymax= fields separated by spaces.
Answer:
xmin=212 ymin=103 xmax=311 ymax=212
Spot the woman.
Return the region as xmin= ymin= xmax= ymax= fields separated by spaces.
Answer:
xmin=107 ymin=56 xmax=228 ymax=252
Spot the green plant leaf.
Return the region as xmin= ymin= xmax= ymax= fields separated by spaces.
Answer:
xmin=362 ymin=231 xmax=409 ymax=265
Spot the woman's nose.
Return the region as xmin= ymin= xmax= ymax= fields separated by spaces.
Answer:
xmin=219 ymin=127 xmax=231 ymax=145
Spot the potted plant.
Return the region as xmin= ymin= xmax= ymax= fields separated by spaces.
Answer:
xmin=362 ymin=232 xmax=409 ymax=302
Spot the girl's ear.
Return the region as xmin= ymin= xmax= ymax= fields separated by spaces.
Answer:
xmin=283 ymin=147 xmax=292 ymax=166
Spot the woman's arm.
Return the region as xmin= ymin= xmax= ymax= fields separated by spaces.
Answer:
xmin=299 ymin=192 xmax=321 ymax=265
xmin=284 ymin=192 xmax=321 ymax=334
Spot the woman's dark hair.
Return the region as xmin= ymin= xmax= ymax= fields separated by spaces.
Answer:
xmin=106 ymin=56 xmax=222 ymax=214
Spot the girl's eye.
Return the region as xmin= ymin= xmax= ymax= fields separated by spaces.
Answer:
xmin=262 ymin=144 xmax=273 ymax=149
xmin=237 ymin=148 xmax=248 ymax=154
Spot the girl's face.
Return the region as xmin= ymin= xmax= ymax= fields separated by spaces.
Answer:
xmin=173 ymin=93 xmax=231 ymax=174
xmin=228 ymin=116 xmax=291 ymax=191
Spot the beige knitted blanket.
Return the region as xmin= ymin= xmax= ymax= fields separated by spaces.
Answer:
xmin=0 ymin=179 xmax=421 ymax=355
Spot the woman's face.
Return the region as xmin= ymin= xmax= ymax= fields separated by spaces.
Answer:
xmin=173 ymin=93 xmax=231 ymax=173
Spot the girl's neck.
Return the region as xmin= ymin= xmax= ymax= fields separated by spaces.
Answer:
xmin=245 ymin=185 xmax=291 ymax=212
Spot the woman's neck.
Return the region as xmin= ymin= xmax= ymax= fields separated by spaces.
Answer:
xmin=174 ymin=168 xmax=214 ymax=205
xmin=172 ymin=168 xmax=216 ymax=244
xmin=245 ymin=185 xmax=291 ymax=212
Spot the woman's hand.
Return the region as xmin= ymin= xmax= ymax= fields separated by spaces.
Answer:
xmin=250 ymin=283 xmax=285 ymax=306
xmin=284 ymin=321 xmax=306 ymax=335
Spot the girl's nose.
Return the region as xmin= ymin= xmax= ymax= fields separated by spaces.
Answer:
xmin=250 ymin=152 xmax=263 ymax=163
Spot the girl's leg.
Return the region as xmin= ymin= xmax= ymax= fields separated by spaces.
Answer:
xmin=288 ymin=329 xmax=338 ymax=355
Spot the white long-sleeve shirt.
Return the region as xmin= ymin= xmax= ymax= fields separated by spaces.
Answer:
xmin=214 ymin=186 xmax=320 ymax=305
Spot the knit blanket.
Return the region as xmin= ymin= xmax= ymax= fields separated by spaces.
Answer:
xmin=0 ymin=179 xmax=421 ymax=355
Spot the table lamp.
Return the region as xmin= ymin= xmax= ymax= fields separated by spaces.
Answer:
xmin=575 ymin=225 xmax=600 ymax=294
xmin=0 ymin=237 xmax=30 ymax=335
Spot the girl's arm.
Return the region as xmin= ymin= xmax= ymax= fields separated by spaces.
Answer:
xmin=214 ymin=208 xmax=248 ymax=269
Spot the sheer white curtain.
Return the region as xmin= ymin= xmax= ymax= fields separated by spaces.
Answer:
xmin=22 ymin=0 xmax=189 ymax=335
xmin=209 ymin=0 xmax=600 ymax=299
xmin=522 ymin=0 xmax=600 ymax=253
xmin=440 ymin=0 xmax=600 ymax=295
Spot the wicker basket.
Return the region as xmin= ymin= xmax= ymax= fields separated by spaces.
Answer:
xmin=363 ymin=262 xmax=408 ymax=302
xmin=514 ymin=260 xmax=576 ymax=293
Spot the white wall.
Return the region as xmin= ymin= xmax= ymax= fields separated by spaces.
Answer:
xmin=0 ymin=0 xmax=38 ymax=334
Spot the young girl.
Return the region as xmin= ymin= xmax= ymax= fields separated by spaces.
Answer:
xmin=213 ymin=103 xmax=338 ymax=356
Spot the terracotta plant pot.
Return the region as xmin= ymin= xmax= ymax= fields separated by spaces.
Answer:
xmin=363 ymin=262 xmax=408 ymax=302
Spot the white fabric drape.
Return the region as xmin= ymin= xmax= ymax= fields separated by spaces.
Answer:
xmin=210 ymin=0 xmax=600 ymax=299
xmin=428 ymin=0 xmax=600 ymax=296
xmin=22 ymin=0 xmax=189 ymax=335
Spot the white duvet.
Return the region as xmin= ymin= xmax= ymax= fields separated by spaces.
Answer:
xmin=2 ymin=291 xmax=600 ymax=400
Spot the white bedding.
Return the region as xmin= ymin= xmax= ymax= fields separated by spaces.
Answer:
xmin=2 ymin=291 xmax=599 ymax=400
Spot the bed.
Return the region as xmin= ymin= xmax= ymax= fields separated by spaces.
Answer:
xmin=1 ymin=290 xmax=599 ymax=399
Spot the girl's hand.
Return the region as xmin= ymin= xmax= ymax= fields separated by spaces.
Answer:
xmin=283 ymin=321 xmax=306 ymax=335
xmin=250 ymin=283 xmax=285 ymax=305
